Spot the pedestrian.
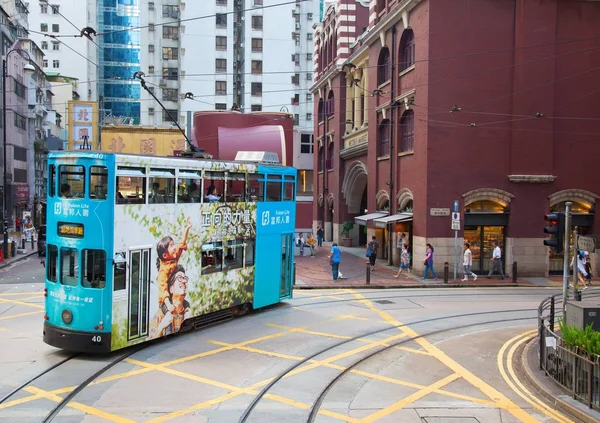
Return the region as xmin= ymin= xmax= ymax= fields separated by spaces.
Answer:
xmin=394 ymin=243 xmax=411 ymax=279
xmin=422 ymin=243 xmax=439 ymax=281
xmin=316 ymin=222 xmax=324 ymax=247
xmin=462 ymin=242 xmax=478 ymax=281
xmin=366 ymin=235 xmax=378 ymax=271
xmin=306 ymin=234 xmax=316 ymax=257
xmin=295 ymin=232 xmax=305 ymax=256
xmin=16 ymin=217 xmax=21 ymax=232
xmin=585 ymin=253 xmax=593 ymax=286
xmin=328 ymin=242 xmax=341 ymax=281
xmin=487 ymin=240 xmax=504 ymax=280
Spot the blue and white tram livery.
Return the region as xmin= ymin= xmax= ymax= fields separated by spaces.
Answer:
xmin=43 ymin=151 xmax=296 ymax=352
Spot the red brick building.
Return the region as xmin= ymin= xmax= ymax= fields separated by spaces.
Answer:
xmin=312 ymin=0 xmax=600 ymax=277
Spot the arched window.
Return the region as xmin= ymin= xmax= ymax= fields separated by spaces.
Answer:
xmin=377 ymin=47 xmax=390 ymax=85
xmin=327 ymin=141 xmax=334 ymax=169
xmin=399 ymin=29 xmax=415 ymax=71
xmin=378 ymin=119 xmax=390 ymax=156
xmin=328 ymin=35 xmax=333 ymax=64
xmin=400 ymin=110 xmax=414 ymax=152
xmin=377 ymin=0 xmax=386 ymax=15
xmin=326 ymin=91 xmax=334 ymax=116
xmin=318 ymin=99 xmax=324 ymax=122
xmin=318 ymin=146 xmax=324 ymax=171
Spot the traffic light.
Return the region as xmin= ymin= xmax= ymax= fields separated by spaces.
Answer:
xmin=544 ymin=212 xmax=565 ymax=254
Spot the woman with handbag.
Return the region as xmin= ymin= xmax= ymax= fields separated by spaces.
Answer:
xmin=366 ymin=236 xmax=378 ymax=272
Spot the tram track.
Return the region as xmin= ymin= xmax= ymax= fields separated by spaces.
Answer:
xmin=237 ymin=307 xmax=538 ymax=423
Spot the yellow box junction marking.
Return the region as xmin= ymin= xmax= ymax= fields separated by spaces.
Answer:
xmin=348 ymin=290 xmax=543 ymax=423
xmin=0 ymin=297 xmax=44 ymax=309
xmin=0 ymin=310 xmax=44 ymax=321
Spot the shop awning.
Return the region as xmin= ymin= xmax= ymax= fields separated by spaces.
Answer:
xmin=354 ymin=212 xmax=388 ymax=225
xmin=373 ymin=212 xmax=413 ymax=228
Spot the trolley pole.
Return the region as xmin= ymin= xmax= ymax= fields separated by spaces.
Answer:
xmin=562 ymin=202 xmax=572 ymax=313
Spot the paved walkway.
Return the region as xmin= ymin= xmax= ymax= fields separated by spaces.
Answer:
xmin=295 ymin=242 xmax=560 ymax=289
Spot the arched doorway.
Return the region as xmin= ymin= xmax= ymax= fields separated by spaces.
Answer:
xmin=342 ymin=161 xmax=368 ymax=245
xmin=463 ymin=189 xmax=513 ymax=275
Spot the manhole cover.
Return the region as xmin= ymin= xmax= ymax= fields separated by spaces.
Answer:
xmin=373 ymin=300 xmax=394 ymax=304
xmin=422 ymin=418 xmax=480 ymax=423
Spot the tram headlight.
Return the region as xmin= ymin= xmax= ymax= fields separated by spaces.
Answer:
xmin=61 ymin=309 xmax=73 ymax=325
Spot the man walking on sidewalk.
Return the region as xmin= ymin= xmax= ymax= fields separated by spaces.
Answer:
xmin=487 ymin=240 xmax=504 ymax=280
xmin=462 ymin=243 xmax=477 ymax=281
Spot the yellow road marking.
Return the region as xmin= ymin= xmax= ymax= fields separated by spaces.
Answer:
xmin=360 ymin=373 xmax=461 ymax=423
xmin=498 ymin=330 xmax=574 ymax=423
xmin=0 ymin=310 xmax=44 ymax=321
xmin=0 ymin=297 xmax=44 ymax=309
xmin=23 ymin=386 xmax=136 ymax=423
xmin=0 ymin=291 xmax=44 ymax=296
xmin=349 ymin=291 xmax=542 ymax=423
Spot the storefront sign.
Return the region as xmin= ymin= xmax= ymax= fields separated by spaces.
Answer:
xmin=16 ymin=185 xmax=29 ymax=200
xmin=577 ymin=235 xmax=596 ymax=253
xmin=430 ymin=208 xmax=450 ymax=216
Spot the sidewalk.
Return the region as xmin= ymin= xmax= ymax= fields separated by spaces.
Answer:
xmin=294 ymin=242 xmax=554 ymax=289
xmin=0 ymin=233 xmax=39 ymax=270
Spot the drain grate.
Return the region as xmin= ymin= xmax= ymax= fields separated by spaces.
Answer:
xmin=373 ymin=300 xmax=394 ymax=304
xmin=422 ymin=418 xmax=480 ymax=423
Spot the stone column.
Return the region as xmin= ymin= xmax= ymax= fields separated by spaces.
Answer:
xmin=354 ymin=82 xmax=362 ymax=129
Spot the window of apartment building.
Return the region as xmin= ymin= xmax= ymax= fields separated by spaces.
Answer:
xmin=251 ymin=105 xmax=262 ymax=112
xmin=297 ymin=170 xmax=313 ymax=195
xmin=251 ymin=38 xmax=262 ymax=52
xmin=307 ymin=33 xmax=313 ymax=40
xmin=14 ymin=81 xmax=25 ymax=98
xmin=148 ymin=23 xmax=155 ymax=31
xmin=216 ymin=13 xmax=227 ymax=28
xmin=52 ymin=41 xmax=60 ymax=51
xmin=51 ymin=5 xmax=60 ymax=14
xmin=306 ymin=73 xmax=312 ymax=81
xmin=291 ymin=53 xmax=299 ymax=65
xmin=215 ymin=81 xmax=227 ymax=96
xmin=215 ymin=58 xmax=227 ymax=73
xmin=216 ymin=36 xmax=227 ymax=50
xmin=252 ymin=16 xmax=263 ymax=30
xmin=148 ymin=65 xmax=155 ymax=74
xmin=291 ymin=94 xmax=299 ymax=105
xmin=251 ymin=60 xmax=262 ymax=74
xmin=14 ymin=113 xmax=26 ymax=129
xmin=254 ymin=0 xmax=263 ymax=5
xmin=306 ymin=93 xmax=312 ymax=101
xmin=40 ymin=4 xmax=48 ymax=13
xmin=162 ymin=88 xmax=178 ymax=102
xmin=163 ymin=26 xmax=179 ymax=40
xmin=52 ymin=24 xmax=59 ymax=33
xmin=162 ymin=109 xmax=179 ymax=122
xmin=400 ymin=110 xmax=414 ymax=152
xmin=400 ymin=29 xmax=415 ymax=70
xmin=162 ymin=5 xmax=179 ymax=18
xmin=13 ymin=146 xmax=26 ymax=161
xmin=251 ymin=82 xmax=262 ymax=97
xmin=215 ymin=103 xmax=227 ymax=110
xmin=300 ymin=134 xmax=313 ymax=154
xmin=307 ymin=53 xmax=312 ymax=60
xmin=163 ymin=67 xmax=178 ymax=80
xmin=162 ymin=47 xmax=178 ymax=60
xmin=40 ymin=23 xmax=48 ymax=32
xmin=216 ymin=0 xmax=227 ymax=5
xmin=378 ymin=119 xmax=390 ymax=156
xmin=293 ymin=114 xmax=299 ymax=125
xmin=306 ymin=113 xmax=312 ymax=121
xmin=291 ymin=74 xmax=299 ymax=85
xmin=53 ymin=60 xmax=60 ymax=68
xmin=377 ymin=47 xmax=390 ymax=85
xmin=41 ymin=41 xmax=48 ymax=50
xmin=148 ymin=86 xmax=155 ymax=95
xmin=307 ymin=13 xmax=313 ymax=20
xmin=43 ymin=59 xmax=48 ymax=67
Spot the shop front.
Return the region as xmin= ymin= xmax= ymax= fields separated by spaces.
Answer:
xmin=463 ymin=200 xmax=509 ymax=275
xmin=373 ymin=213 xmax=413 ymax=264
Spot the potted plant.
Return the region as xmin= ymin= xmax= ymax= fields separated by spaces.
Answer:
xmin=341 ymin=220 xmax=354 ymax=247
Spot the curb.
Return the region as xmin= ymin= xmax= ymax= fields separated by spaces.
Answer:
xmin=293 ymin=282 xmax=535 ymax=290
xmin=0 ymin=251 xmax=38 ymax=270
xmin=521 ymin=338 xmax=600 ymax=423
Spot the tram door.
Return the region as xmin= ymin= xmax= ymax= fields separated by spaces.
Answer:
xmin=128 ymin=249 xmax=151 ymax=340
xmin=280 ymin=234 xmax=293 ymax=299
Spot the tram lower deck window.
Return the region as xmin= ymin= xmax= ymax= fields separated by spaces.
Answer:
xmin=47 ymin=244 xmax=58 ymax=282
xmin=60 ymin=248 xmax=79 ymax=286
xmin=82 ymin=249 xmax=106 ymax=288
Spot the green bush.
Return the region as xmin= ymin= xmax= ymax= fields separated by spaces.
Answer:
xmin=558 ymin=318 xmax=600 ymax=358
xmin=341 ymin=220 xmax=354 ymax=237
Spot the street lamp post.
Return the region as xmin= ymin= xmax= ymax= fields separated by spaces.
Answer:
xmin=2 ymin=48 xmax=34 ymax=258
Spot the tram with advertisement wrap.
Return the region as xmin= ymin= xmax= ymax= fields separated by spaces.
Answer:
xmin=43 ymin=151 xmax=296 ymax=353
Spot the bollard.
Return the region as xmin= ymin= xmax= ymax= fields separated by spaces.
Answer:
xmin=444 ymin=262 xmax=449 ymax=283
xmin=10 ymin=240 xmax=15 ymax=258
xmin=512 ymin=262 xmax=518 ymax=283
xmin=366 ymin=262 xmax=370 ymax=285
xmin=21 ymin=236 xmax=25 ymax=250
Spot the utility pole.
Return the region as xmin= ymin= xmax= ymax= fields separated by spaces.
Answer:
xmin=562 ymin=202 xmax=572 ymax=311
xmin=387 ymin=26 xmax=396 ymax=266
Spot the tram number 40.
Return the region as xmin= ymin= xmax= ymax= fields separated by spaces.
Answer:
xmin=92 ymin=335 xmax=102 ymax=343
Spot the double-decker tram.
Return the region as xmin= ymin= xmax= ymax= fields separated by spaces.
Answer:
xmin=43 ymin=151 xmax=296 ymax=352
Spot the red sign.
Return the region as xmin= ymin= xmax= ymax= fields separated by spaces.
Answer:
xmin=16 ymin=185 xmax=29 ymax=200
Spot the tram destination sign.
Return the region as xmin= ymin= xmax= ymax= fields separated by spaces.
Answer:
xmin=57 ymin=222 xmax=84 ymax=238
xmin=576 ymin=235 xmax=596 ymax=253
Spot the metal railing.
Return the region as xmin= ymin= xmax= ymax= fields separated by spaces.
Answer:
xmin=538 ymin=290 xmax=600 ymax=409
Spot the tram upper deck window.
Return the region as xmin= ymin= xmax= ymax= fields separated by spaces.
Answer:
xmin=283 ymin=175 xmax=295 ymax=201
xmin=226 ymin=172 xmax=246 ymax=202
xmin=150 ymin=168 xmax=176 ymax=204
xmin=177 ymin=170 xmax=202 ymax=203
xmin=248 ymin=174 xmax=265 ymax=202
xmin=59 ymin=165 xmax=85 ymax=198
xmin=116 ymin=167 xmax=146 ymax=204
xmin=266 ymin=175 xmax=282 ymax=202
xmin=90 ymin=166 xmax=108 ymax=200
xmin=47 ymin=244 xmax=58 ymax=282
xmin=48 ymin=165 xmax=56 ymax=197
xmin=60 ymin=247 xmax=79 ymax=286
xmin=82 ymin=249 xmax=106 ymax=288
xmin=204 ymin=171 xmax=225 ymax=203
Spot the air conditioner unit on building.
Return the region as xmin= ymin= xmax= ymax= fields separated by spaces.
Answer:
xmin=149 ymin=108 xmax=154 ymax=115
xmin=149 ymin=23 xmax=154 ymax=31
xmin=159 ymin=79 xmax=167 ymax=86
xmin=295 ymin=22 xmax=300 ymax=30
xmin=148 ymin=2 xmax=154 ymax=10
xmin=149 ymin=45 xmax=154 ymax=52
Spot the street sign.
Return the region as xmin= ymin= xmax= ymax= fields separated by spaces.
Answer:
xmin=454 ymin=200 xmax=459 ymax=213
xmin=576 ymin=235 xmax=596 ymax=253
xmin=430 ymin=208 xmax=450 ymax=216
xmin=451 ymin=212 xmax=460 ymax=231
